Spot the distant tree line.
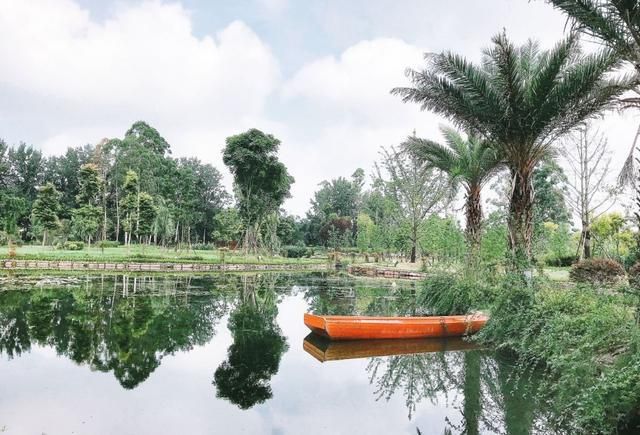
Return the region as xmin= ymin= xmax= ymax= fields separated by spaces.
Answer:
xmin=0 ymin=121 xmax=234 ymax=248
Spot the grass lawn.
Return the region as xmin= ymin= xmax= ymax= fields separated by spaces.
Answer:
xmin=0 ymin=245 xmax=326 ymax=265
xmin=542 ymin=267 xmax=571 ymax=282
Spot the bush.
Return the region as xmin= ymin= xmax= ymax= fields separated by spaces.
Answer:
xmin=191 ymin=243 xmax=218 ymax=251
xmin=419 ymin=273 xmax=496 ymax=315
xmin=628 ymin=262 xmax=640 ymax=288
xmin=97 ymin=240 xmax=120 ymax=249
xmin=544 ymin=254 xmax=578 ymax=267
xmin=62 ymin=241 xmax=85 ymax=251
xmin=569 ymin=258 xmax=626 ymax=286
xmin=281 ymin=245 xmax=309 ymax=258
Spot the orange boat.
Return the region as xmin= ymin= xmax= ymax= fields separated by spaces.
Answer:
xmin=304 ymin=313 xmax=488 ymax=341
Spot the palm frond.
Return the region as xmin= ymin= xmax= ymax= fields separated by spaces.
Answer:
xmin=393 ymin=30 xmax=636 ymax=176
xmin=549 ymin=0 xmax=640 ymax=64
xmin=617 ymin=122 xmax=640 ymax=187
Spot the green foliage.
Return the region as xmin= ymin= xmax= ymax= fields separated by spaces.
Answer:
xmin=320 ymin=216 xmax=353 ymax=249
xmin=419 ymin=215 xmax=465 ymax=266
xmin=213 ymin=279 xmax=288 ymax=409
xmin=375 ymin=145 xmax=453 ymax=262
xmin=71 ymin=205 xmax=101 ymax=244
xmin=532 ymin=160 xmax=570 ymax=230
xmin=356 ymin=213 xmax=376 ymax=251
xmin=222 ymin=129 xmax=294 ymax=252
xmin=419 ymin=273 xmax=495 ymax=315
xmin=394 ymin=31 xmax=634 ymax=263
xmin=31 ymin=182 xmax=61 ymax=244
xmin=569 ymin=257 xmax=626 ymax=286
xmin=76 ymin=163 xmax=102 ymax=206
xmin=591 ymin=212 xmax=633 ymax=260
xmin=548 ymin=1 xmax=640 ymax=69
xmin=305 ymin=169 xmax=365 ymax=246
xmin=478 ymin=278 xmax=640 ymax=433
xmin=407 ymin=127 xmax=502 ymax=254
xmin=280 ymin=245 xmax=310 ymax=259
xmin=537 ymin=221 xmax=575 ymax=266
xmin=97 ymin=240 xmax=120 ymax=248
xmin=479 ymin=211 xmax=508 ymax=266
xmin=61 ymin=241 xmax=85 ymax=250
xmin=276 ymin=213 xmax=304 ymax=246
xmin=137 ymin=192 xmax=156 ymax=240
xmin=212 ymin=208 xmax=243 ymax=246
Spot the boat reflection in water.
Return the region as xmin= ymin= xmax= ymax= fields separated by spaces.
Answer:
xmin=303 ymin=333 xmax=482 ymax=363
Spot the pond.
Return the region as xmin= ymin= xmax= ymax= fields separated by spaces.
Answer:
xmin=0 ymin=272 xmax=548 ymax=434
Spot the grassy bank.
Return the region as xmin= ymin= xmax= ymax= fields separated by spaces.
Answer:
xmin=0 ymin=245 xmax=326 ymax=265
xmin=421 ymin=272 xmax=640 ymax=433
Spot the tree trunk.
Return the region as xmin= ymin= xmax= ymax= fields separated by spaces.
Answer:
xmin=135 ymin=185 xmax=140 ymax=243
xmin=42 ymin=230 xmax=47 ymax=247
xmin=410 ymin=223 xmax=418 ymax=263
xmin=507 ymin=168 xmax=534 ymax=266
xmin=465 ymin=186 xmax=483 ymax=262
xmin=584 ymin=226 xmax=592 ymax=259
xmin=115 ymin=184 xmax=120 ymax=242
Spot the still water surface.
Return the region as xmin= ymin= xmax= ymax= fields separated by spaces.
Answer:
xmin=0 ymin=272 xmax=543 ymax=435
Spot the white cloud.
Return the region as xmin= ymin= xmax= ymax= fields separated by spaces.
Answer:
xmin=280 ymin=38 xmax=445 ymax=214
xmin=0 ymin=0 xmax=279 ymax=154
xmin=1 ymin=0 xmax=638 ymax=218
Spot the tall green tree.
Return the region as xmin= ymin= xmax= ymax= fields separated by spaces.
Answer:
xmin=375 ymin=145 xmax=453 ymax=263
xmin=306 ymin=169 xmax=365 ymax=246
xmin=137 ymin=192 xmax=157 ymax=245
xmin=32 ymin=182 xmax=61 ymax=246
xmin=393 ymin=32 xmax=634 ymax=264
xmin=120 ymin=170 xmax=139 ymax=247
xmin=8 ymin=143 xmax=43 ymax=239
xmin=407 ymin=127 xmax=502 ymax=258
xmin=71 ymin=164 xmax=103 ymax=247
xmin=222 ymin=129 xmax=294 ymax=253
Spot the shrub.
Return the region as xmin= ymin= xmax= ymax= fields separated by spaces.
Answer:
xmin=281 ymin=245 xmax=309 ymax=258
xmin=629 ymin=262 xmax=640 ymax=288
xmin=569 ymin=258 xmax=626 ymax=286
xmin=62 ymin=241 xmax=85 ymax=251
xmin=544 ymin=254 xmax=578 ymax=267
xmin=419 ymin=273 xmax=496 ymax=315
xmin=0 ymin=231 xmax=8 ymax=246
xmin=97 ymin=240 xmax=120 ymax=249
xmin=191 ymin=243 xmax=217 ymax=251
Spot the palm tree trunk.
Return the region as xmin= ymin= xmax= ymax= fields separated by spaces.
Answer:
xmin=410 ymin=223 xmax=418 ymax=263
xmin=508 ymin=168 xmax=534 ymax=266
xmin=465 ymin=186 xmax=483 ymax=262
xmin=462 ymin=351 xmax=481 ymax=435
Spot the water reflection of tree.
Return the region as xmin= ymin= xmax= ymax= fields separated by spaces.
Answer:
xmin=0 ymin=274 xmax=230 ymax=388
xmin=368 ymin=348 xmax=551 ymax=434
xmin=213 ymin=274 xmax=289 ymax=409
xmin=367 ymin=350 xmax=461 ymax=419
xmin=302 ymin=274 xmax=420 ymax=316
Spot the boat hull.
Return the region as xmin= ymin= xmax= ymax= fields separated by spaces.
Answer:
xmin=304 ymin=313 xmax=488 ymax=340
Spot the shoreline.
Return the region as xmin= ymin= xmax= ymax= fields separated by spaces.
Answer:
xmin=1 ymin=259 xmax=331 ymax=273
xmin=346 ymin=264 xmax=427 ymax=280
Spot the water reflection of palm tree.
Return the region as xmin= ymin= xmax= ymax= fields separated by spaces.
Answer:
xmin=462 ymin=351 xmax=481 ymax=435
xmin=213 ymin=274 xmax=289 ymax=409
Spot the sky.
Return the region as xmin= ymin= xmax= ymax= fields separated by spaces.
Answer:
xmin=0 ymin=0 xmax=638 ymax=217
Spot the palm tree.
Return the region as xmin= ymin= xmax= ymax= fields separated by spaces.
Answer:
xmin=406 ymin=127 xmax=502 ymax=258
xmin=392 ymin=32 xmax=634 ymax=264
xmin=547 ymin=1 xmax=640 ymax=208
xmin=548 ymin=1 xmax=640 ymax=70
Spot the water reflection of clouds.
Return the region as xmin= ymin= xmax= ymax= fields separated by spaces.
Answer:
xmin=0 ymin=279 xmax=476 ymax=434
